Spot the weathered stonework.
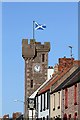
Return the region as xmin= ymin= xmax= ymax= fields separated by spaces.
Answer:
xmin=22 ymin=39 xmax=50 ymax=118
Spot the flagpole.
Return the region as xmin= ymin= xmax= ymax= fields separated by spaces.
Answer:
xmin=33 ymin=21 xmax=35 ymax=39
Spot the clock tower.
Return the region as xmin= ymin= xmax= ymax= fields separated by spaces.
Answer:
xmin=22 ymin=39 xmax=50 ymax=118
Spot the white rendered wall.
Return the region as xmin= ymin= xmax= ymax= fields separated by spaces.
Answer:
xmin=47 ymin=68 xmax=54 ymax=80
xmin=38 ymin=92 xmax=49 ymax=119
xmin=29 ymin=67 xmax=54 ymax=119
xmin=50 ymin=90 xmax=62 ymax=119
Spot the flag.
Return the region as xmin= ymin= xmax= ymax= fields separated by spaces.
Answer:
xmin=34 ymin=21 xmax=46 ymax=30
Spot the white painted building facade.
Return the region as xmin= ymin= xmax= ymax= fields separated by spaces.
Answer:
xmin=47 ymin=67 xmax=54 ymax=80
xmin=29 ymin=67 xmax=54 ymax=119
xmin=37 ymin=90 xmax=50 ymax=119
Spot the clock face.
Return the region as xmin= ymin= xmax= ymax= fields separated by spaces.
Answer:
xmin=34 ymin=65 xmax=41 ymax=72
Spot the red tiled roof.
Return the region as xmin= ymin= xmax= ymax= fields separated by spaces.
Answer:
xmin=38 ymin=65 xmax=72 ymax=94
xmin=38 ymin=60 xmax=80 ymax=95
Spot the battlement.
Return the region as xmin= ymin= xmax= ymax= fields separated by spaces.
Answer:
xmin=22 ymin=39 xmax=50 ymax=59
xmin=22 ymin=39 xmax=35 ymax=58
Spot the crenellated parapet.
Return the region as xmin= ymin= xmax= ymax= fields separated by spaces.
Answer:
xmin=22 ymin=39 xmax=50 ymax=59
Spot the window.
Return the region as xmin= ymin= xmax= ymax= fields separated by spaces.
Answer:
xmin=42 ymin=54 xmax=45 ymax=62
xmin=47 ymin=116 xmax=49 ymax=120
xmin=44 ymin=93 xmax=45 ymax=111
xmin=36 ymin=96 xmax=38 ymax=111
xmin=63 ymin=114 xmax=67 ymax=120
xmin=42 ymin=94 xmax=44 ymax=111
xmin=74 ymin=84 xmax=77 ymax=105
xmin=65 ymin=88 xmax=68 ymax=109
xmin=58 ymin=92 xmax=60 ymax=109
xmin=53 ymin=94 xmax=55 ymax=111
xmin=31 ymin=80 xmax=33 ymax=88
xmin=74 ymin=112 xmax=77 ymax=120
xmin=69 ymin=114 xmax=71 ymax=120
xmin=50 ymin=75 xmax=52 ymax=78
xmin=45 ymin=92 xmax=47 ymax=110
xmin=47 ymin=91 xmax=50 ymax=109
xmin=40 ymin=95 xmax=42 ymax=112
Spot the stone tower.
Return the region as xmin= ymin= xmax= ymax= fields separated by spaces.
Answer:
xmin=22 ymin=39 xmax=50 ymax=118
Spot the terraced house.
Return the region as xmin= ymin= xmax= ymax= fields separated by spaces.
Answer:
xmin=50 ymin=60 xmax=80 ymax=120
xmin=35 ymin=57 xmax=80 ymax=120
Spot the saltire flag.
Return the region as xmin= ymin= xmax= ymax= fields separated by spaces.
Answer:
xmin=34 ymin=21 xmax=46 ymax=30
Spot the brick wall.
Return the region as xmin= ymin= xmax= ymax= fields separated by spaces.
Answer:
xmin=63 ymin=83 xmax=80 ymax=119
xmin=58 ymin=57 xmax=74 ymax=72
xmin=78 ymin=82 xmax=80 ymax=119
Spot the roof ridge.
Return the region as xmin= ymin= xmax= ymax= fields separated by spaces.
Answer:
xmin=38 ymin=65 xmax=76 ymax=94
